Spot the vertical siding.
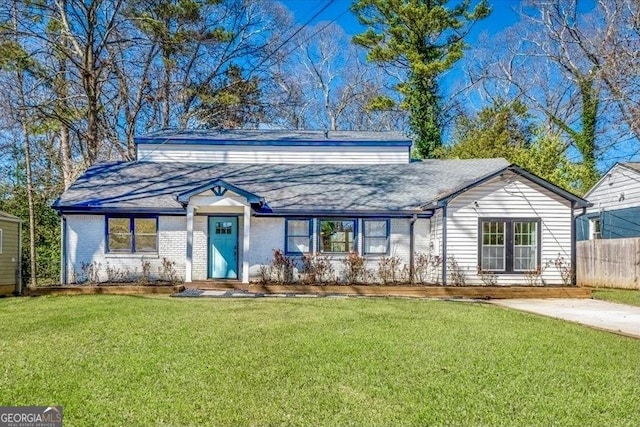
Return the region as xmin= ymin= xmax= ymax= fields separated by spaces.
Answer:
xmin=138 ymin=144 xmax=409 ymax=164
xmin=446 ymin=177 xmax=572 ymax=285
xmin=0 ymin=220 xmax=20 ymax=286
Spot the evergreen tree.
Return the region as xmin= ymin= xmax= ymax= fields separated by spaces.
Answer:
xmin=352 ymin=0 xmax=490 ymax=158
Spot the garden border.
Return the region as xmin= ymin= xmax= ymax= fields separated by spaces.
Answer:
xmin=26 ymin=285 xmax=184 ymax=296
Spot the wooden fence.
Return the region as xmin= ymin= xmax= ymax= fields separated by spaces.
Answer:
xmin=577 ymin=238 xmax=640 ymax=289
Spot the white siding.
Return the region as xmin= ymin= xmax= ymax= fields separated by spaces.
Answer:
xmin=65 ymin=214 xmax=186 ymax=283
xmin=137 ymin=144 xmax=409 ymax=164
xmin=445 ymin=176 xmax=572 ymax=286
xmin=585 ymin=164 xmax=640 ymax=213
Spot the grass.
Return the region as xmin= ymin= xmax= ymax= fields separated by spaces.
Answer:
xmin=0 ymin=296 xmax=638 ymax=427
xmin=592 ymin=288 xmax=640 ymax=307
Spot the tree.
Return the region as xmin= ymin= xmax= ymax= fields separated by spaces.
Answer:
xmin=442 ymin=100 xmax=587 ymax=193
xmin=352 ymin=0 xmax=490 ymax=158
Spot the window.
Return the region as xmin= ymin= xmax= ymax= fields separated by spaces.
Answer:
xmin=107 ymin=216 xmax=157 ymax=253
xmin=319 ymin=218 xmax=356 ymax=253
xmin=363 ymin=219 xmax=389 ymax=254
xmin=215 ymin=221 xmax=234 ymax=235
xmin=590 ymin=218 xmax=601 ymax=240
xmin=285 ymin=219 xmax=312 ymax=254
xmin=479 ymin=218 xmax=540 ymax=273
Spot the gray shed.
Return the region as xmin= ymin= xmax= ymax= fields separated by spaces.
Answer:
xmin=0 ymin=211 xmax=22 ymax=295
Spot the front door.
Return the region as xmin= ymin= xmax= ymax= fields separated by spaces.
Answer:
xmin=208 ymin=216 xmax=238 ymax=279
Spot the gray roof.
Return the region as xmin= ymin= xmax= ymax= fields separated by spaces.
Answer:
xmin=135 ymin=129 xmax=411 ymax=145
xmin=54 ymin=159 xmax=512 ymax=213
xmin=621 ymin=162 xmax=640 ymax=173
xmin=0 ymin=211 xmax=21 ymax=221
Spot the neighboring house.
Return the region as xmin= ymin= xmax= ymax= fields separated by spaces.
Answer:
xmin=0 ymin=211 xmax=22 ymax=295
xmin=577 ymin=162 xmax=640 ymax=240
xmin=53 ymin=129 xmax=589 ymax=286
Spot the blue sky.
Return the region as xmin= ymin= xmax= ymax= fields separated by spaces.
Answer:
xmin=280 ymin=0 xmax=521 ymax=39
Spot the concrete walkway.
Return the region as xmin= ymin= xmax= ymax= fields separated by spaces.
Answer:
xmin=491 ymin=298 xmax=640 ymax=339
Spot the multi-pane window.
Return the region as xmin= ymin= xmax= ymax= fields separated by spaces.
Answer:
xmin=319 ymin=219 xmax=355 ymax=253
xmin=285 ymin=219 xmax=312 ymax=254
xmin=215 ymin=221 xmax=234 ymax=235
xmin=513 ymin=222 xmax=537 ymax=271
xmin=481 ymin=221 xmax=505 ymax=271
xmin=363 ymin=219 xmax=389 ymax=254
xmin=107 ymin=216 xmax=157 ymax=253
xmin=479 ymin=219 xmax=540 ymax=273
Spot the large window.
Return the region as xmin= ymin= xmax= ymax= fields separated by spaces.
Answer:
xmin=363 ymin=219 xmax=389 ymax=255
xmin=107 ymin=216 xmax=157 ymax=253
xmin=479 ymin=218 xmax=540 ymax=273
xmin=319 ymin=218 xmax=356 ymax=253
xmin=285 ymin=219 xmax=312 ymax=254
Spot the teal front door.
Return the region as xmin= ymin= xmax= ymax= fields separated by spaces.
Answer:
xmin=208 ymin=216 xmax=238 ymax=279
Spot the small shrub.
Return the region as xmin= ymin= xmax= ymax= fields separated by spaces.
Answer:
xmin=447 ymin=256 xmax=466 ymax=286
xmin=158 ymin=257 xmax=180 ymax=283
xmin=377 ymin=255 xmax=402 ymax=284
xmin=105 ymin=262 xmax=129 ymax=283
xmin=80 ymin=261 xmax=102 ymax=284
xmin=414 ymin=252 xmax=442 ymax=284
xmin=477 ymin=268 xmax=498 ymax=286
xmin=258 ymin=264 xmax=271 ymax=285
xmin=271 ymin=249 xmax=295 ymax=284
xmin=341 ymin=251 xmax=369 ymax=284
xmin=301 ymin=254 xmax=335 ymax=284
xmin=523 ymin=266 xmax=546 ymax=286
xmin=138 ymin=258 xmax=152 ymax=284
xmin=551 ymin=255 xmax=574 ymax=286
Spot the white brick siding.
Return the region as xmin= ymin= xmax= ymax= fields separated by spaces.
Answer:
xmin=65 ymin=214 xmax=186 ymax=283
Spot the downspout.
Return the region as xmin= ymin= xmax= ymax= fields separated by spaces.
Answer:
xmin=61 ymin=215 xmax=67 ymax=285
xmin=17 ymin=219 xmax=22 ymax=295
xmin=409 ymin=214 xmax=417 ymax=283
xmin=441 ymin=204 xmax=448 ymax=286
xmin=570 ymin=202 xmax=582 ymax=287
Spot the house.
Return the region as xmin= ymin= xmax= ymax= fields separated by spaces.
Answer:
xmin=53 ymin=129 xmax=589 ymax=286
xmin=577 ymin=162 xmax=640 ymax=240
xmin=0 ymin=211 xmax=22 ymax=295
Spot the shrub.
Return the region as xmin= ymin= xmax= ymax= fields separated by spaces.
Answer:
xmin=341 ymin=251 xmax=369 ymax=284
xmin=105 ymin=262 xmax=129 ymax=283
xmin=447 ymin=256 xmax=466 ymax=286
xmin=377 ymin=255 xmax=402 ymax=284
xmin=551 ymin=255 xmax=573 ymax=286
xmin=301 ymin=254 xmax=335 ymax=284
xmin=271 ymin=249 xmax=295 ymax=284
xmin=414 ymin=252 xmax=442 ymax=284
xmin=477 ymin=268 xmax=498 ymax=286
xmin=158 ymin=257 xmax=180 ymax=283
xmin=138 ymin=258 xmax=152 ymax=284
xmin=80 ymin=261 xmax=102 ymax=284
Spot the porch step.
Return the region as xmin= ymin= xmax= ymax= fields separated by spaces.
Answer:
xmin=190 ymin=280 xmax=249 ymax=291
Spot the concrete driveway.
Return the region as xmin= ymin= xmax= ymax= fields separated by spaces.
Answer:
xmin=490 ymin=298 xmax=640 ymax=339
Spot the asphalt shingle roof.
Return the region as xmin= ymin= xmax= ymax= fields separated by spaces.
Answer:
xmin=54 ymin=159 xmax=511 ymax=213
xmin=134 ymin=129 xmax=411 ymax=144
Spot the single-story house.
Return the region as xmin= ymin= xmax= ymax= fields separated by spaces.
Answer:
xmin=53 ymin=130 xmax=589 ymax=286
xmin=577 ymin=162 xmax=640 ymax=240
xmin=0 ymin=211 xmax=22 ymax=295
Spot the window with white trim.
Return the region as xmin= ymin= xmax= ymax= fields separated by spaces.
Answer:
xmin=479 ymin=219 xmax=540 ymax=273
xmin=285 ymin=219 xmax=312 ymax=254
xmin=590 ymin=218 xmax=601 ymax=240
xmin=106 ymin=216 xmax=157 ymax=253
xmin=319 ymin=218 xmax=356 ymax=253
xmin=363 ymin=219 xmax=389 ymax=254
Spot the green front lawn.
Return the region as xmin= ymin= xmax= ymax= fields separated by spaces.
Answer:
xmin=0 ymin=296 xmax=638 ymax=426
xmin=593 ymin=288 xmax=640 ymax=307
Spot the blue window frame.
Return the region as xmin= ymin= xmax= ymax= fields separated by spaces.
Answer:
xmin=318 ymin=218 xmax=357 ymax=253
xmin=106 ymin=215 xmax=158 ymax=253
xmin=285 ymin=218 xmax=312 ymax=254
xmin=363 ymin=219 xmax=390 ymax=255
